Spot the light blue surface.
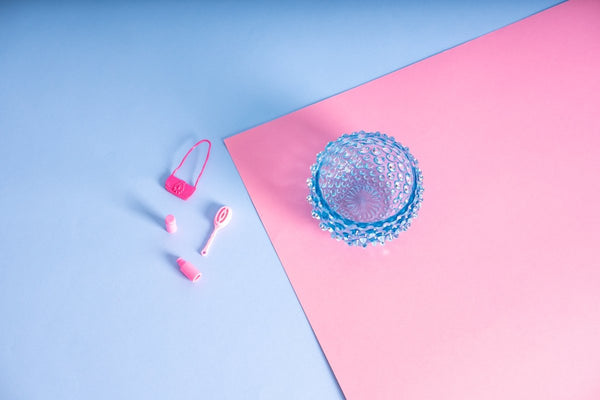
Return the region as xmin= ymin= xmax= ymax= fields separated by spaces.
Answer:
xmin=0 ymin=1 xmax=561 ymax=399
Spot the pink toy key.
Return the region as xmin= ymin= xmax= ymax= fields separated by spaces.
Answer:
xmin=165 ymin=139 xmax=212 ymax=200
xmin=177 ymin=258 xmax=202 ymax=282
xmin=165 ymin=214 xmax=177 ymax=233
xmin=201 ymin=206 xmax=233 ymax=256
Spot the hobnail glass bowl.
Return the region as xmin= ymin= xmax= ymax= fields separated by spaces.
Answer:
xmin=307 ymin=131 xmax=424 ymax=247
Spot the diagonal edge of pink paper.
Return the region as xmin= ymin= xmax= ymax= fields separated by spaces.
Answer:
xmin=226 ymin=1 xmax=600 ymax=399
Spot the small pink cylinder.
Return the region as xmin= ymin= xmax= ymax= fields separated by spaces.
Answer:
xmin=177 ymin=258 xmax=201 ymax=282
xmin=165 ymin=214 xmax=177 ymax=233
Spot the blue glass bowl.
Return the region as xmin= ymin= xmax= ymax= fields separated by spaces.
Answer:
xmin=307 ymin=131 xmax=424 ymax=247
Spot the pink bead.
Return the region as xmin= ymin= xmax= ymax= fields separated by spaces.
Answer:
xmin=165 ymin=214 xmax=177 ymax=233
xmin=177 ymin=258 xmax=201 ymax=282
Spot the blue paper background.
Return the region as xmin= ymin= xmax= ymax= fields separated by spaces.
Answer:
xmin=0 ymin=1 xmax=561 ymax=398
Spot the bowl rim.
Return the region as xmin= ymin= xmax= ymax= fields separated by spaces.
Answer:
xmin=314 ymin=163 xmax=420 ymax=227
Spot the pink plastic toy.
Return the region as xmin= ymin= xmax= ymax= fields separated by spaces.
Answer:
xmin=165 ymin=139 xmax=212 ymax=200
xmin=200 ymin=206 xmax=233 ymax=256
xmin=165 ymin=214 xmax=177 ymax=233
xmin=177 ymin=258 xmax=202 ymax=282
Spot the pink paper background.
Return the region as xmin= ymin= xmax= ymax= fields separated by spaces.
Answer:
xmin=226 ymin=1 xmax=600 ymax=398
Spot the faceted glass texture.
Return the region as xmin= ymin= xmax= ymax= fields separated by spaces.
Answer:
xmin=307 ymin=131 xmax=424 ymax=247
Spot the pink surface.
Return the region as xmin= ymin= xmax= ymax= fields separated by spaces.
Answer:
xmin=225 ymin=1 xmax=600 ymax=398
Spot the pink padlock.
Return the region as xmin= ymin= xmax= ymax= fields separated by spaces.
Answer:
xmin=177 ymin=258 xmax=202 ymax=283
xmin=165 ymin=214 xmax=177 ymax=233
